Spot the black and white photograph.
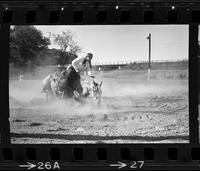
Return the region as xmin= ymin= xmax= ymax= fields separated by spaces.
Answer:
xmin=9 ymin=25 xmax=189 ymax=144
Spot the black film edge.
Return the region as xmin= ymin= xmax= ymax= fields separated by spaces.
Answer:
xmin=0 ymin=0 xmax=200 ymax=170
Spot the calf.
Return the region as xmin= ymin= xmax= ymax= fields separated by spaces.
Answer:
xmin=92 ymin=80 xmax=102 ymax=105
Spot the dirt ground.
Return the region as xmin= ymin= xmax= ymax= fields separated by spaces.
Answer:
xmin=9 ymin=75 xmax=189 ymax=144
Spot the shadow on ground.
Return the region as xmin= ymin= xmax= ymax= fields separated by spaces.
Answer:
xmin=11 ymin=133 xmax=189 ymax=142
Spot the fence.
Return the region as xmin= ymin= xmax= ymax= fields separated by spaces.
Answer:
xmin=92 ymin=59 xmax=188 ymax=66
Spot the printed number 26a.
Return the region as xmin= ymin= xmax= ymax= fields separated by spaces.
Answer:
xmin=38 ymin=162 xmax=60 ymax=170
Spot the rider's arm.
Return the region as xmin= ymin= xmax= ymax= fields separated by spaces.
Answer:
xmin=84 ymin=61 xmax=92 ymax=77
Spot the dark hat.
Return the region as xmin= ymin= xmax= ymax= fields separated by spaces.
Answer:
xmin=86 ymin=53 xmax=93 ymax=60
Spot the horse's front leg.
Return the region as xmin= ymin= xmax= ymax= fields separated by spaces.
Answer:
xmin=57 ymin=91 xmax=64 ymax=100
xmin=46 ymin=92 xmax=49 ymax=102
xmin=61 ymin=91 xmax=64 ymax=99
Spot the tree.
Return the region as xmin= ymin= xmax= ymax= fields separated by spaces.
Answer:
xmin=35 ymin=48 xmax=60 ymax=66
xmin=10 ymin=26 xmax=50 ymax=68
xmin=69 ymin=41 xmax=82 ymax=54
xmin=52 ymin=30 xmax=82 ymax=65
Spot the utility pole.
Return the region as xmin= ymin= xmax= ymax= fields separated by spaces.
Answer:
xmin=147 ymin=33 xmax=151 ymax=80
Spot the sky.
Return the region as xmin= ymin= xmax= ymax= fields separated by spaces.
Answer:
xmin=35 ymin=25 xmax=189 ymax=64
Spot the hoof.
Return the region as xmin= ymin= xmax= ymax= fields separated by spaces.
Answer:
xmin=73 ymin=90 xmax=80 ymax=98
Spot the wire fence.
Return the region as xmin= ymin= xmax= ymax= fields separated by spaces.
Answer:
xmin=92 ymin=58 xmax=188 ymax=66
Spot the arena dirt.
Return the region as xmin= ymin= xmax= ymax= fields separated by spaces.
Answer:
xmin=9 ymin=75 xmax=189 ymax=144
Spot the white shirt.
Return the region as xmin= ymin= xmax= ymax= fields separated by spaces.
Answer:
xmin=72 ymin=57 xmax=92 ymax=77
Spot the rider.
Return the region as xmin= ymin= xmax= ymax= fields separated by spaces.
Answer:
xmin=72 ymin=53 xmax=94 ymax=79
xmin=69 ymin=53 xmax=94 ymax=95
xmin=48 ymin=53 xmax=94 ymax=100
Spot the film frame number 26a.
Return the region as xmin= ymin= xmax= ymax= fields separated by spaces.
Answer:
xmin=19 ymin=161 xmax=60 ymax=170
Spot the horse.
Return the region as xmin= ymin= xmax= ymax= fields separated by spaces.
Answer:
xmin=42 ymin=65 xmax=85 ymax=102
xmin=42 ymin=66 xmax=102 ymax=104
xmin=58 ymin=65 xmax=84 ymax=99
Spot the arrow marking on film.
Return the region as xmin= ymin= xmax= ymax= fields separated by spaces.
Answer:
xmin=19 ymin=162 xmax=36 ymax=170
xmin=110 ymin=161 xmax=127 ymax=169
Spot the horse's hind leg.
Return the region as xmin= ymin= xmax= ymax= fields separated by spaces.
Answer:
xmin=41 ymin=89 xmax=47 ymax=101
xmin=43 ymin=91 xmax=50 ymax=102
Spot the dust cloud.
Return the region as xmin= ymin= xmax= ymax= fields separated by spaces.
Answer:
xmin=9 ymin=75 xmax=188 ymax=117
xmin=101 ymin=79 xmax=188 ymax=97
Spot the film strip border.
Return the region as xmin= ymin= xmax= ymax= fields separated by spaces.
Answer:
xmin=0 ymin=1 xmax=200 ymax=169
xmin=0 ymin=146 xmax=200 ymax=169
xmin=0 ymin=1 xmax=199 ymax=145
xmin=0 ymin=1 xmax=200 ymax=24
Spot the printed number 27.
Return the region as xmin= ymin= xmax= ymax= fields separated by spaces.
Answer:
xmin=130 ymin=161 xmax=144 ymax=169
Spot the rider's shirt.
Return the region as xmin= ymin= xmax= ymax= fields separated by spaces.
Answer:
xmin=72 ymin=57 xmax=92 ymax=77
